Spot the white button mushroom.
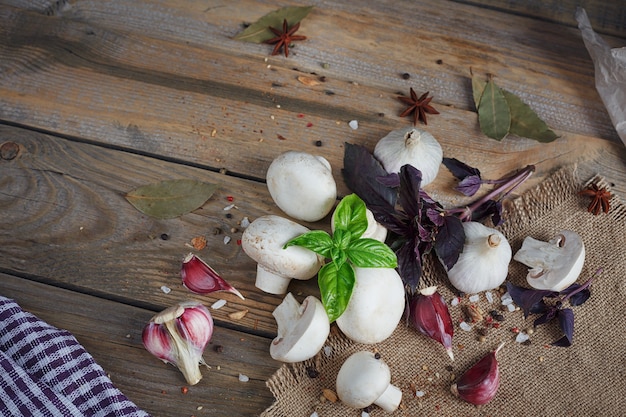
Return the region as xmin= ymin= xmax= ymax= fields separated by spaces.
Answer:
xmin=335 ymin=267 xmax=405 ymax=344
xmin=270 ymin=293 xmax=330 ymax=363
xmin=336 ymin=351 xmax=402 ymax=413
xmin=513 ymin=230 xmax=585 ymax=291
xmin=266 ymin=151 xmax=338 ymax=222
xmin=373 ymin=126 xmax=443 ymax=186
xmin=331 ymin=208 xmax=388 ymax=242
xmin=241 ymin=215 xmax=324 ymax=294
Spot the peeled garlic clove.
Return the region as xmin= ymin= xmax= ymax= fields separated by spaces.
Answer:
xmin=142 ymin=300 xmax=214 ymax=385
xmin=513 ymin=230 xmax=585 ymax=291
xmin=373 ymin=126 xmax=443 ymax=186
xmin=181 ymin=253 xmax=245 ymax=300
xmin=409 ymin=286 xmax=454 ymax=360
xmin=451 ymin=342 xmax=505 ymax=405
xmin=445 ymin=222 xmax=512 ymax=294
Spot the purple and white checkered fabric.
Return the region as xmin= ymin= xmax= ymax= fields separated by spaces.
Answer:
xmin=0 ymin=296 xmax=151 ymax=417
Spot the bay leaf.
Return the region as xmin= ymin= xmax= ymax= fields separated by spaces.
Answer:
xmin=233 ymin=6 xmax=313 ymax=43
xmin=478 ymin=80 xmax=511 ymax=140
xmin=125 ymin=179 xmax=218 ymax=219
xmin=471 ymin=74 xmax=487 ymax=110
xmin=502 ymin=90 xmax=559 ymax=143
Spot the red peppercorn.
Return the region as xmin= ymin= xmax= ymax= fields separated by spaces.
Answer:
xmin=226 ymin=196 xmax=234 ymax=202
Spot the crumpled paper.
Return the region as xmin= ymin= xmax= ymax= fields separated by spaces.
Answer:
xmin=576 ymin=7 xmax=626 ymax=146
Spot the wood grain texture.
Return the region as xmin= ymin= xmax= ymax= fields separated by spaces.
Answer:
xmin=0 ymin=272 xmax=280 ymax=417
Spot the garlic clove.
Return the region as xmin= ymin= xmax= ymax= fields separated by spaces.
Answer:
xmin=513 ymin=230 xmax=585 ymax=291
xmin=373 ymin=126 xmax=443 ymax=186
xmin=409 ymin=286 xmax=454 ymax=360
xmin=451 ymin=342 xmax=505 ymax=405
xmin=181 ymin=253 xmax=245 ymax=300
xmin=142 ymin=301 xmax=214 ymax=385
xmin=445 ymin=222 xmax=512 ymax=294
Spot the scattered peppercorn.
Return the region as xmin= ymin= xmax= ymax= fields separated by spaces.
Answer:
xmin=225 ymin=213 xmax=232 ymax=219
xmin=160 ymin=233 xmax=169 ymax=240
xmin=374 ymin=352 xmax=381 ymax=360
xmin=436 ymin=59 xmax=443 ymax=65
xmin=324 ymin=90 xmax=335 ymax=95
xmin=214 ymin=345 xmax=224 ymax=353
xmin=401 ymin=72 xmax=411 ymax=80
xmin=306 ymin=366 xmax=320 ymax=378
xmin=181 ymin=386 xmax=189 ymax=394
xmin=377 ymin=112 xmax=385 ymax=117
xmin=314 ymin=140 xmax=323 ymax=147
xmin=319 ymin=76 xmax=327 ymax=82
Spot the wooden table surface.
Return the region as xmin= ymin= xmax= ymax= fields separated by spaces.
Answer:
xmin=1 ymin=1 xmax=625 ymax=416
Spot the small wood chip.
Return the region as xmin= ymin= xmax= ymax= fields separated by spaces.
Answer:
xmin=297 ymin=76 xmax=321 ymax=86
xmin=228 ymin=309 xmax=249 ymax=320
xmin=322 ymin=388 xmax=338 ymax=403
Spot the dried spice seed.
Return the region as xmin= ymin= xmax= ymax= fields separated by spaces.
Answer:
xmin=579 ymin=183 xmax=611 ymax=215
xmin=190 ymin=236 xmax=207 ymax=250
xmin=402 ymin=72 xmax=411 ymax=80
xmin=306 ymin=366 xmax=320 ymax=378
xmin=322 ymin=388 xmax=338 ymax=402
xmin=398 ymin=88 xmax=440 ymax=125
xmin=265 ymin=19 xmax=307 ymax=57
xmin=181 ymin=386 xmax=189 ymax=394
xmin=160 ymin=233 xmax=170 ymax=240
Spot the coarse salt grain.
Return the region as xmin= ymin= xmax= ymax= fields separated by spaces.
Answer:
xmin=241 ymin=217 xmax=250 ymax=228
xmin=238 ymin=374 xmax=249 ymax=382
xmin=323 ymin=346 xmax=332 ymax=357
xmin=361 ymin=412 xmax=370 ymax=417
xmin=223 ymin=236 xmax=231 ymax=244
xmin=415 ymin=390 xmax=425 ymax=397
xmin=507 ymin=303 xmax=516 ymax=312
xmin=160 ymin=286 xmax=171 ymax=294
xmin=469 ymin=294 xmax=480 ymax=302
xmin=211 ymin=299 xmax=227 ymax=310
xmin=348 ymin=120 xmax=359 ymax=130
xmin=459 ymin=321 xmax=472 ymax=331
xmin=485 ymin=291 xmax=494 ymax=303
xmin=311 ymin=412 xmax=319 ymax=417
xmin=501 ymin=292 xmax=513 ymax=305
xmin=515 ymin=332 xmax=530 ymax=343
xmin=450 ymin=297 xmax=460 ymax=306
xmin=223 ymin=204 xmax=236 ymax=211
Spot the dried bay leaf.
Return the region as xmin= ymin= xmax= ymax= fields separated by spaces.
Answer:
xmin=502 ymin=90 xmax=559 ymax=143
xmin=233 ymin=5 xmax=313 ymax=43
xmin=478 ymin=80 xmax=511 ymax=141
xmin=125 ymin=179 xmax=218 ymax=219
xmin=471 ymin=74 xmax=487 ymax=110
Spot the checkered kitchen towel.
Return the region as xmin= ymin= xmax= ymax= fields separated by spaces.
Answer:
xmin=0 ymin=296 xmax=151 ymax=417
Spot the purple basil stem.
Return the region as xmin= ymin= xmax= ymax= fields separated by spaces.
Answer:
xmin=409 ymin=286 xmax=454 ymax=360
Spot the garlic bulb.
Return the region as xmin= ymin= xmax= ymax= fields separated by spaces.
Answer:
xmin=445 ymin=222 xmax=512 ymax=294
xmin=373 ymin=126 xmax=443 ymax=186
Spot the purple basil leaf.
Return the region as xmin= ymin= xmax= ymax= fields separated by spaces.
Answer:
xmin=506 ymin=282 xmax=557 ymax=319
xmin=533 ymin=307 xmax=557 ymax=326
xmin=529 ymin=299 xmax=549 ymax=315
xmin=470 ymin=199 xmax=503 ymax=225
xmin=398 ymin=165 xmax=422 ymax=220
xmin=396 ymin=239 xmax=423 ymax=293
xmin=561 ymin=283 xmax=591 ymax=307
xmin=433 ymin=215 xmax=464 ymax=270
xmin=374 ymin=210 xmax=410 ymax=236
xmin=442 ymin=157 xmax=481 ymax=180
xmin=426 ymin=208 xmax=444 ymax=226
xmin=377 ymin=173 xmax=400 ymax=188
xmin=552 ymin=308 xmax=575 ymax=347
xmin=343 ymin=143 xmax=397 ymax=208
xmin=456 ymin=175 xmax=482 ymax=196
xmin=417 ymin=222 xmax=434 ymax=242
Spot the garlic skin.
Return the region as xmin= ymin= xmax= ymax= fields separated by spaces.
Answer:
xmin=451 ymin=342 xmax=505 ymax=405
xmin=142 ymin=301 xmax=213 ymax=385
xmin=373 ymin=126 xmax=443 ymax=186
xmin=445 ymin=222 xmax=512 ymax=294
xmin=409 ymin=286 xmax=454 ymax=360
xmin=181 ymin=253 xmax=244 ymax=299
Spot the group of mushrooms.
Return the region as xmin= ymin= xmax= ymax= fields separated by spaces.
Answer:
xmin=239 ymin=127 xmax=587 ymax=413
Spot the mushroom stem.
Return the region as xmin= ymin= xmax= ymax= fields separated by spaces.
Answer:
xmin=374 ymin=383 xmax=403 ymax=413
xmin=255 ymin=264 xmax=291 ymax=295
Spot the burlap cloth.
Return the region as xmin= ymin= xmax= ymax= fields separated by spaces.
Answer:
xmin=262 ymin=167 xmax=626 ymax=417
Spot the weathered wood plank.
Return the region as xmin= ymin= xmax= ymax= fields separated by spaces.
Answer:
xmin=0 ymin=125 xmax=327 ymax=337
xmin=0 ymin=272 xmax=280 ymax=417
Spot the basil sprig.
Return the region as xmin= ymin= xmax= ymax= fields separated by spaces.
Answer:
xmin=284 ymin=194 xmax=397 ymax=322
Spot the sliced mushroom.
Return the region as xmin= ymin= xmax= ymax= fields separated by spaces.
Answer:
xmin=336 ymin=351 xmax=402 ymax=413
xmin=270 ymin=293 xmax=330 ymax=363
xmin=241 ymin=215 xmax=324 ymax=294
xmin=513 ymin=230 xmax=585 ymax=291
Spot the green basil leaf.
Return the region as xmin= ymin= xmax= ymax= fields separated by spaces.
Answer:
xmin=125 ymin=179 xmax=218 ymax=219
xmin=471 ymin=74 xmax=487 ymax=111
xmin=283 ymin=230 xmax=333 ymax=258
xmin=318 ymin=262 xmax=355 ymax=323
xmin=502 ymin=90 xmax=559 ymax=143
xmin=331 ymin=248 xmax=348 ymax=271
xmin=232 ymin=6 xmax=313 ymax=43
xmin=478 ymin=80 xmax=511 ymax=141
xmin=332 ymin=194 xmax=368 ymax=239
xmin=346 ymin=238 xmax=398 ymax=268
xmin=332 ymin=228 xmax=353 ymax=251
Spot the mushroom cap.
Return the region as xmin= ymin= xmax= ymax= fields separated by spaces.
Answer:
xmin=270 ymin=293 xmax=330 ymax=363
xmin=336 ymin=351 xmax=391 ymax=408
xmin=241 ymin=215 xmax=323 ymax=293
xmin=514 ymin=230 xmax=585 ymax=291
xmin=266 ymin=151 xmax=337 ymax=222
xmin=336 ymin=267 xmax=405 ymax=344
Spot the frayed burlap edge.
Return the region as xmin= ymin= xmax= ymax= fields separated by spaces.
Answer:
xmin=262 ymin=166 xmax=626 ymax=417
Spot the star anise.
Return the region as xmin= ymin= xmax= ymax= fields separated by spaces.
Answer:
xmin=265 ymin=19 xmax=306 ymax=58
xmin=579 ymin=183 xmax=611 ymax=215
xmin=398 ymin=88 xmax=440 ymax=125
